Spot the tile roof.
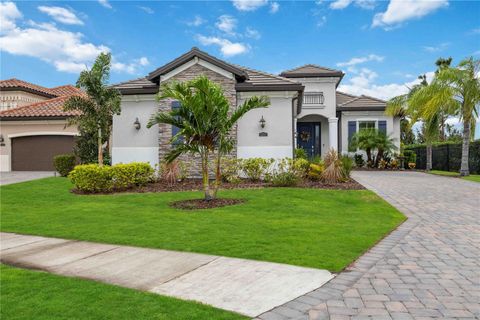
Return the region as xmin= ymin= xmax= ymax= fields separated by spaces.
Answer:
xmin=234 ymin=65 xmax=304 ymax=91
xmin=337 ymin=94 xmax=386 ymax=111
xmin=112 ymin=77 xmax=158 ymax=94
xmin=49 ymin=85 xmax=84 ymax=97
xmin=280 ymin=64 xmax=344 ymax=78
xmin=336 ymin=91 xmax=358 ymax=106
xmin=0 ymin=95 xmax=82 ymax=119
xmin=0 ymin=78 xmax=56 ymax=98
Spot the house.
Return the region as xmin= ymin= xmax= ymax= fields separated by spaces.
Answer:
xmin=111 ymin=47 xmax=400 ymax=172
xmin=0 ymin=79 xmax=83 ymax=171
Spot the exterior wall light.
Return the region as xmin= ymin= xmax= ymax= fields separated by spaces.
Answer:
xmin=134 ymin=118 xmax=141 ymax=130
xmin=0 ymin=134 xmax=4 ymax=146
xmin=259 ymin=116 xmax=266 ymax=129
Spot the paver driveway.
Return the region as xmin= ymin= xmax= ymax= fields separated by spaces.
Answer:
xmin=259 ymin=171 xmax=480 ymax=320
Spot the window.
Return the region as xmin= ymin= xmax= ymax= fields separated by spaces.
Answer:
xmin=358 ymin=121 xmax=376 ymax=131
xmin=303 ymin=92 xmax=324 ymax=105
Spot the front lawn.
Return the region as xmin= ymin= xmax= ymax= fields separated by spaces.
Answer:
xmin=0 ymin=264 xmax=246 ymax=320
xmin=429 ymin=170 xmax=480 ymax=183
xmin=0 ymin=178 xmax=405 ymax=271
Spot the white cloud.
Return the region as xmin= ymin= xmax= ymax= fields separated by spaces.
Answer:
xmin=138 ymin=6 xmax=154 ymax=14
xmin=330 ymin=0 xmax=352 ymax=10
xmin=0 ymin=1 xmax=22 ymax=32
xmin=329 ymin=0 xmax=376 ymax=10
xmin=112 ymin=57 xmax=150 ymax=74
xmin=196 ymin=35 xmax=249 ymax=57
xmin=317 ymin=15 xmax=327 ymax=27
xmin=338 ymin=69 xmax=435 ymax=100
xmin=245 ymin=27 xmax=261 ymax=39
xmin=187 ymin=15 xmax=206 ymax=27
xmin=372 ymin=0 xmax=448 ymax=29
xmin=0 ymin=2 xmax=148 ymax=74
xmin=232 ymin=0 xmax=268 ymax=11
xmin=38 ymin=6 xmax=83 ymax=25
xmin=270 ymin=2 xmax=280 ymax=13
xmin=337 ymin=54 xmax=384 ymax=67
xmin=98 ymin=0 xmax=112 ymax=9
xmin=422 ymin=42 xmax=450 ymax=52
xmin=216 ymin=15 xmax=237 ymax=35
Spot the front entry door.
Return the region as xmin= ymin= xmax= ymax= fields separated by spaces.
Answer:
xmin=297 ymin=122 xmax=321 ymax=158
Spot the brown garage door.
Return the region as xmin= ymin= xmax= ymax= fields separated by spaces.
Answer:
xmin=12 ymin=135 xmax=75 ymax=171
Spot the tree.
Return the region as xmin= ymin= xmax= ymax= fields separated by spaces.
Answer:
xmin=148 ymin=76 xmax=269 ymax=200
xmin=64 ymin=53 xmax=121 ymax=165
xmin=350 ymin=129 xmax=396 ymax=167
xmin=412 ymin=57 xmax=480 ymax=176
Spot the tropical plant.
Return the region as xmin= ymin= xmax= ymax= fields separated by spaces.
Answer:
xmin=412 ymin=57 xmax=479 ymax=176
xmin=349 ymin=129 xmax=378 ymax=163
xmin=64 ymin=53 xmax=121 ymax=166
xmin=321 ymin=148 xmax=343 ymax=183
xmin=354 ymin=153 xmax=365 ymax=167
xmin=374 ymin=132 xmax=398 ymax=167
xmin=294 ymin=148 xmax=308 ymax=160
xmin=147 ymin=76 xmax=269 ymax=200
xmin=340 ymin=155 xmax=354 ymax=180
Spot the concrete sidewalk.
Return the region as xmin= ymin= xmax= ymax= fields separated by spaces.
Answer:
xmin=0 ymin=232 xmax=334 ymax=317
xmin=0 ymin=171 xmax=55 ymax=185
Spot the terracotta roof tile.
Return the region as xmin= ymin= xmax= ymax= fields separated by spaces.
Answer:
xmin=0 ymin=78 xmax=56 ymax=97
xmin=0 ymin=95 xmax=82 ymax=119
xmin=49 ymin=85 xmax=84 ymax=97
xmin=280 ymin=64 xmax=344 ymax=78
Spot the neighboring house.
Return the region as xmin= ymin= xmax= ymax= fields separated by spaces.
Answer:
xmin=112 ymin=47 xmax=400 ymax=173
xmin=0 ymin=79 xmax=83 ymax=172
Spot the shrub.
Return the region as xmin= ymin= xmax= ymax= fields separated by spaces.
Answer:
xmin=321 ymin=148 xmax=343 ymax=184
xmin=378 ymin=159 xmax=388 ymax=169
xmin=241 ymin=158 xmax=273 ymax=181
xmin=69 ymin=162 xmax=154 ymax=193
xmin=390 ymin=158 xmax=399 ymax=169
xmin=294 ymin=148 xmax=308 ymax=160
xmin=308 ymin=163 xmax=324 ymax=180
xmin=354 ymin=154 xmax=365 ymax=167
xmin=112 ymin=162 xmax=154 ymax=189
xmin=221 ymin=157 xmax=241 ymax=183
xmin=160 ymin=160 xmax=181 ymax=185
xmin=408 ymin=162 xmax=416 ymax=169
xmin=403 ymin=150 xmax=416 ymax=168
xmin=69 ymin=164 xmax=113 ymax=193
xmin=53 ymin=154 xmax=76 ymax=177
xmin=271 ymin=171 xmax=299 ymax=187
xmin=340 ymin=155 xmax=354 ymax=180
xmin=292 ymin=158 xmax=310 ymax=178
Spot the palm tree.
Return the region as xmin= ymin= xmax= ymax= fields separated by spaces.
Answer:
xmin=375 ymin=132 xmax=398 ymax=167
xmin=411 ymin=57 xmax=480 ymax=175
xmin=148 ymin=76 xmax=269 ymax=200
xmin=350 ymin=129 xmax=397 ymax=166
xmin=64 ymin=53 xmax=121 ymax=165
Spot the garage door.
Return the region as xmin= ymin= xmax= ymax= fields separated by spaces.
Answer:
xmin=11 ymin=135 xmax=75 ymax=171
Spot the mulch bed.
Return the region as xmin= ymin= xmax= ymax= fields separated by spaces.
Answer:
xmin=72 ymin=178 xmax=364 ymax=195
xmin=169 ymin=198 xmax=246 ymax=210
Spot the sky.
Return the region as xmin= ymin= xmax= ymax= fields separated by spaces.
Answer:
xmin=1 ymin=0 xmax=479 ymax=136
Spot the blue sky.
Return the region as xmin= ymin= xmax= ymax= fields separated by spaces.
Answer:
xmin=1 ymin=1 xmax=479 ymax=123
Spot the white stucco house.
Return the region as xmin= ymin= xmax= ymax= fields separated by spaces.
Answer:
xmin=112 ymin=47 xmax=400 ymax=170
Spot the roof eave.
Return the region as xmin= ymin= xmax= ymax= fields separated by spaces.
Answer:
xmin=337 ymin=106 xmax=386 ymax=112
xmin=0 ymin=87 xmax=57 ymax=99
xmin=0 ymin=116 xmax=71 ymax=121
xmin=117 ymin=87 xmax=159 ymax=95
xmin=280 ymin=72 xmax=344 ymax=78
xmin=235 ymin=83 xmax=304 ymax=92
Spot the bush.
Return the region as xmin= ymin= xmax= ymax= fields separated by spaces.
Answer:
xmin=390 ymin=158 xmax=399 ymax=169
xmin=112 ymin=162 xmax=154 ymax=189
xmin=294 ymin=148 xmax=308 ymax=160
xmin=307 ymin=163 xmax=324 ymax=180
xmin=271 ymin=171 xmax=299 ymax=187
xmin=340 ymin=155 xmax=353 ymax=180
xmin=292 ymin=158 xmax=310 ymax=178
xmin=69 ymin=162 xmax=154 ymax=193
xmin=221 ymin=157 xmax=241 ymax=183
xmin=403 ymin=150 xmax=416 ymax=168
xmin=53 ymin=154 xmax=76 ymax=177
xmin=378 ymin=159 xmax=388 ymax=169
xmin=241 ymin=158 xmax=273 ymax=181
xmin=354 ymin=154 xmax=365 ymax=167
xmin=69 ymin=164 xmax=113 ymax=193
xmin=321 ymin=148 xmax=343 ymax=184
xmin=160 ymin=160 xmax=182 ymax=185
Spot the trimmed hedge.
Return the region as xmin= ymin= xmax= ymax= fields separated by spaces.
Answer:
xmin=53 ymin=154 xmax=76 ymax=177
xmin=69 ymin=162 xmax=154 ymax=193
xmin=405 ymin=140 xmax=480 ymax=174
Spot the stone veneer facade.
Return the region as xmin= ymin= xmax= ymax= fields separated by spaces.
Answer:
xmin=157 ymin=63 xmax=237 ymax=177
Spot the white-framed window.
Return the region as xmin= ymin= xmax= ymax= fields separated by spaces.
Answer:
xmin=303 ymin=92 xmax=324 ymax=105
xmin=358 ymin=120 xmax=376 ymax=131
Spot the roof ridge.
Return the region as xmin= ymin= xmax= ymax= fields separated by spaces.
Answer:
xmin=111 ymin=76 xmax=151 ymax=87
xmin=359 ymin=94 xmax=386 ymax=103
xmin=233 ymin=64 xmax=300 ymax=84
xmin=339 ymin=95 xmax=363 ymax=106
xmin=281 ymin=63 xmax=342 ymax=74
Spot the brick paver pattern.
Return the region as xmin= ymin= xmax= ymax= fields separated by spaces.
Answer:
xmin=258 ymin=171 xmax=480 ymax=320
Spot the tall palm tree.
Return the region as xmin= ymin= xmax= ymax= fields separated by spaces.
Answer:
xmin=411 ymin=57 xmax=480 ymax=176
xmin=64 ymin=53 xmax=121 ymax=165
xmin=148 ymin=76 xmax=269 ymax=200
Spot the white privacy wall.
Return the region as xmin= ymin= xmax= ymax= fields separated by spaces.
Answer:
xmin=236 ymin=92 xmax=297 ymax=159
xmin=112 ymin=95 xmax=159 ymax=167
xmin=340 ymin=111 xmax=401 ymax=153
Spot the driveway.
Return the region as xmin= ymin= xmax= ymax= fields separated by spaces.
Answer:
xmin=260 ymin=171 xmax=480 ymax=319
xmin=0 ymin=171 xmax=55 ymax=186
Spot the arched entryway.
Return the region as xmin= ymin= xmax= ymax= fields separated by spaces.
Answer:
xmin=296 ymin=114 xmax=329 ymax=158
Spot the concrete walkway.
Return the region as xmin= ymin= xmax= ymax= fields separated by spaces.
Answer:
xmin=0 ymin=232 xmax=333 ymax=317
xmin=259 ymin=171 xmax=480 ymax=320
xmin=0 ymin=171 xmax=55 ymax=185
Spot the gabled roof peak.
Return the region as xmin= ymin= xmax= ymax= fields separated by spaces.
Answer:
xmin=280 ymin=64 xmax=344 ymax=78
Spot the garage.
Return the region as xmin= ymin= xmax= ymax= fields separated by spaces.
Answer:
xmin=11 ymin=135 xmax=75 ymax=171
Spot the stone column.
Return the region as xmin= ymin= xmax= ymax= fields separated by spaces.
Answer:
xmin=328 ymin=117 xmax=338 ymax=151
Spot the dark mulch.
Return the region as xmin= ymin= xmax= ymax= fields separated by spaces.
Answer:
xmin=71 ymin=178 xmax=364 ymax=195
xmin=170 ymin=198 xmax=246 ymax=210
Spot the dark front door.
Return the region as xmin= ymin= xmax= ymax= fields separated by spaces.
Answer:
xmin=297 ymin=122 xmax=321 ymax=158
xmin=12 ymin=135 xmax=75 ymax=171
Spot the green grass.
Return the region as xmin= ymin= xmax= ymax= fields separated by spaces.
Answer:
xmin=429 ymin=170 xmax=480 ymax=183
xmin=0 ymin=178 xmax=405 ymax=272
xmin=0 ymin=264 xmax=246 ymax=320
